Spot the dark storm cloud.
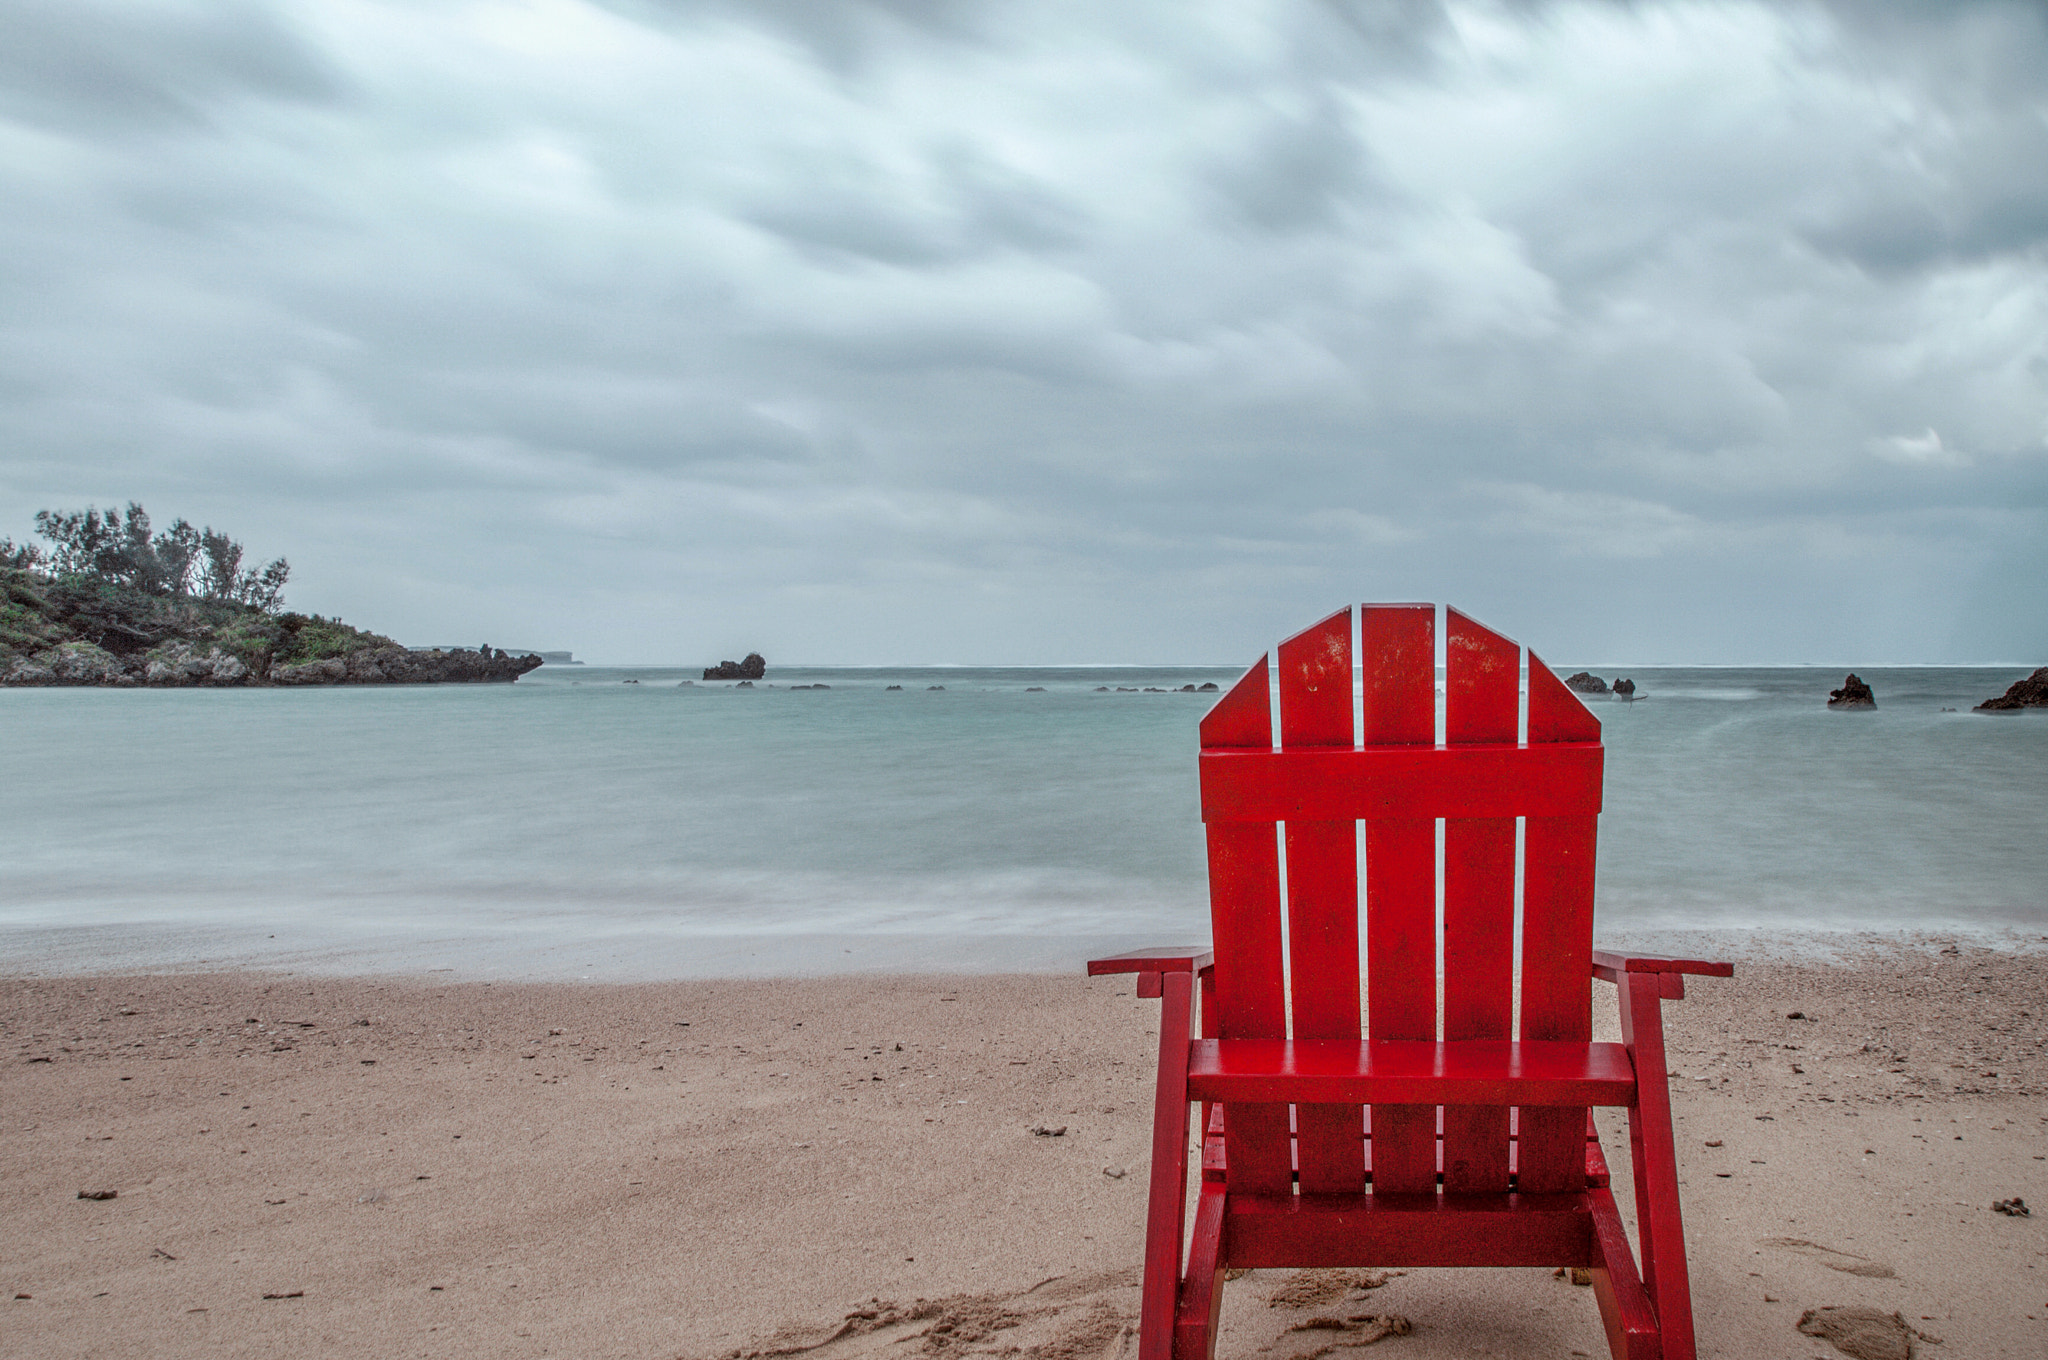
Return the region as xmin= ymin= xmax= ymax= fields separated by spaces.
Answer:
xmin=0 ymin=0 xmax=2042 ymax=663
xmin=0 ymin=0 xmax=344 ymax=133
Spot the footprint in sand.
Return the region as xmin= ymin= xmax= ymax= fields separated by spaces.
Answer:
xmin=1762 ymin=1237 xmax=1898 ymax=1279
xmin=1262 ymin=1269 xmax=1399 ymax=1311
xmin=700 ymin=1269 xmax=1142 ymax=1360
xmin=1796 ymin=1306 xmax=1940 ymax=1360
xmin=1258 ymin=1271 xmax=1412 ymax=1358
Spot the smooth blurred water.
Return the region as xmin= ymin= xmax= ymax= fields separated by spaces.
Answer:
xmin=1 ymin=665 xmax=2042 ymax=977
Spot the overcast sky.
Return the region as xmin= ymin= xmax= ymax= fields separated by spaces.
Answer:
xmin=2 ymin=0 xmax=2043 ymax=665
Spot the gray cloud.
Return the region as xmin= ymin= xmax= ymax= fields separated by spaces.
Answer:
xmin=0 ymin=0 xmax=2043 ymax=664
xmin=0 ymin=0 xmax=344 ymax=134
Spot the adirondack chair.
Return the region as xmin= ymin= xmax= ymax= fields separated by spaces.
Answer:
xmin=1088 ymin=604 xmax=1729 ymax=1360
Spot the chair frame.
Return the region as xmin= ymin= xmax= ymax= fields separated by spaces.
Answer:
xmin=1088 ymin=604 xmax=1729 ymax=1360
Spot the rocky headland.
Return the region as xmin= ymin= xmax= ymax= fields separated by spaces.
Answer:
xmin=1974 ymin=666 xmax=2048 ymax=711
xmin=1 ymin=567 xmax=540 ymax=687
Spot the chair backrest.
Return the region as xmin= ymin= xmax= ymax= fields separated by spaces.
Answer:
xmin=1198 ymin=603 xmax=1602 ymax=1197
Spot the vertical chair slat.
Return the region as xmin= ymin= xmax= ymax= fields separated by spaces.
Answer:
xmin=1441 ymin=607 xmax=1519 ymax=1192
xmin=1517 ymin=652 xmax=1602 ymax=1192
xmin=1358 ymin=604 xmax=1437 ymax=1193
xmin=1277 ymin=607 xmax=1363 ymax=1195
xmin=1201 ymin=657 xmax=1292 ymax=1196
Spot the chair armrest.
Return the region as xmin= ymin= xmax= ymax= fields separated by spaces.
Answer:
xmin=1591 ymin=950 xmax=1732 ymax=1000
xmin=1592 ymin=950 xmax=1733 ymax=979
xmin=1086 ymin=946 xmax=1214 ymax=977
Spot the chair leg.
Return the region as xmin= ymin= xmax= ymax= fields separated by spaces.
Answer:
xmin=1173 ymin=1182 xmax=1227 ymax=1360
xmin=1587 ymin=1184 xmax=1662 ymax=1360
xmin=1139 ymin=970 xmax=1196 ymax=1360
xmin=1618 ymin=974 xmax=1697 ymax=1360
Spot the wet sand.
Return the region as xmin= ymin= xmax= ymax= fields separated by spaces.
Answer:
xmin=3 ymin=945 xmax=2044 ymax=1359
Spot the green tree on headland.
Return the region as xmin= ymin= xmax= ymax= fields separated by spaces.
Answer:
xmin=2 ymin=502 xmax=288 ymax=610
xmin=3 ymin=501 xmax=343 ymax=679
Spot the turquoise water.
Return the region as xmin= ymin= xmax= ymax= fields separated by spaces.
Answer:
xmin=2 ymin=665 xmax=2042 ymax=977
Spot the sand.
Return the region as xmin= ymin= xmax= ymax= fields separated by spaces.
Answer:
xmin=3 ymin=945 xmax=2044 ymax=1359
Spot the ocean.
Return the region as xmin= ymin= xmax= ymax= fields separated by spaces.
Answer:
xmin=2 ymin=664 xmax=2042 ymax=978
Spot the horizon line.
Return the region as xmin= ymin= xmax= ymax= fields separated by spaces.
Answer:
xmin=550 ymin=660 xmax=2043 ymax=671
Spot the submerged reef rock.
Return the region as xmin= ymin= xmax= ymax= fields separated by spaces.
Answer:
xmin=1612 ymin=678 xmax=1636 ymax=699
xmin=1827 ymin=674 xmax=1877 ymax=709
xmin=1565 ymin=672 xmax=1609 ymax=694
xmin=703 ymin=652 xmax=767 ymax=681
xmin=1974 ymin=666 xmax=2048 ymax=711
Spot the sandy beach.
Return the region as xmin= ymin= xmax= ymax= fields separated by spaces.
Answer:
xmin=4 ymin=945 xmax=2044 ymax=1360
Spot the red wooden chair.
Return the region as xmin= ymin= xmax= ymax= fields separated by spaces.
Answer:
xmin=1089 ymin=604 xmax=1728 ymax=1360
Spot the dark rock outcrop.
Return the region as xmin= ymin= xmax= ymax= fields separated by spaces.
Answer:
xmin=1 ymin=639 xmax=540 ymax=687
xmin=270 ymin=646 xmax=541 ymax=685
xmin=1974 ymin=666 xmax=2048 ymax=711
xmin=1565 ymin=672 xmax=1609 ymax=695
xmin=703 ymin=652 xmax=767 ymax=681
xmin=1827 ymin=673 xmax=1876 ymax=709
xmin=1612 ymin=678 xmax=1636 ymax=700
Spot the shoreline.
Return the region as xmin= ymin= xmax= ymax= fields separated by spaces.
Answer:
xmin=5 ymin=948 xmax=2044 ymax=1359
xmin=3 ymin=924 xmax=2045 ymax=987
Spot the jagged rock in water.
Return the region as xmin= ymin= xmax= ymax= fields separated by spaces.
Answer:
xmin=1827 ymin=674 xmax=1876 ymax=709
xmin=1974 ymin=666 xmax=2048 ymax=711
xmin=1565 ymin=672 xmax=1609 ymax=695
xmin=1612 ymin=678 xmax=1636 ymax=699
xmin=703 ymin=652 xmax=767 ymax=680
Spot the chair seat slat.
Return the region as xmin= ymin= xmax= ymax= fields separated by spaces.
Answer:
xmin=1187 ymin=1038 xmax=1636 ymax=1106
